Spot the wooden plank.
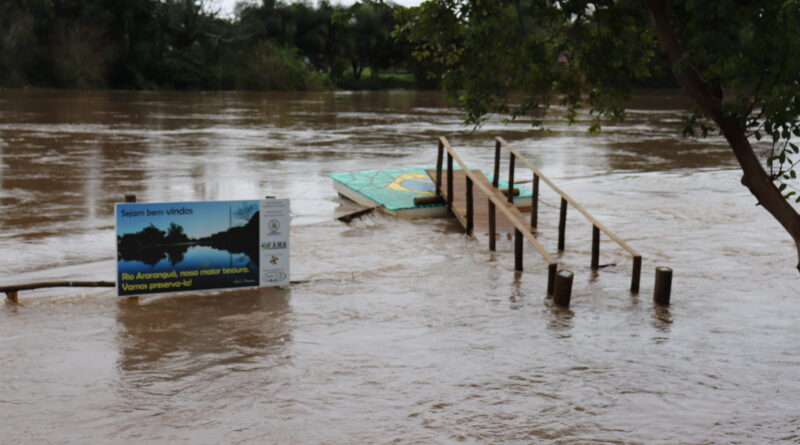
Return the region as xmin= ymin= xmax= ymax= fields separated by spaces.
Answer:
xmin=0 ymin=281 xmax=115 ymax=293
xmin=437 ymin=137 xmax=556 ymax=270
xmin=497 ymin=136 xmax=640 ymax=258
xmin=496 ymin=136 xmax=644 ymax=294
xmin=337 ymin=205 xmax=382 ymax=223
xmin=2 ymin=281 xmax=116 ymax=304
xmin=426 ymin=168 xmax=534 ymax=237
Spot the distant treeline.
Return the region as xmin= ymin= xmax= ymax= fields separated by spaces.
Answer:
xmin=0 ymin=0 xmax=440 ymax=90
xmin=0 ymin=0 xmax=674 ymax=91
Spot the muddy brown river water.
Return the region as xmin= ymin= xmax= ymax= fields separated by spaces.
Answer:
xmin=1 ymin=89 xmax=799 ymax=444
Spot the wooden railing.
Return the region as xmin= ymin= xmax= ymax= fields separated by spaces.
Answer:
xmin=2 ymin=281 xmax=115 ymax=304
xmin=494 ymin=137 xmax=642 ymax=292
xmin=434 ymin=137 xmax=561 ymax=296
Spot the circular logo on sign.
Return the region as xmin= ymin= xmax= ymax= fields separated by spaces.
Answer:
xmin=268 ymin=219 xmax=280 ymax=232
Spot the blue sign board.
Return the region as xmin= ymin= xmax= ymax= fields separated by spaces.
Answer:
xmin=115 ymin=199 xmax=290 ymax=296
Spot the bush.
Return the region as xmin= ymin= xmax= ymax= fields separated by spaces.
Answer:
xmin=233 ymin=41 xmax=327 ymax=91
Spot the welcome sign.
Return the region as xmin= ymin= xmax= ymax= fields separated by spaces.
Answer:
xmin=115 ymin=199 xmax=290 ymax=296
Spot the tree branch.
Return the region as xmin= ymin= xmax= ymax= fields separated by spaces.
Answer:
xmin=645 ymin=0 xmax=800 ymax=272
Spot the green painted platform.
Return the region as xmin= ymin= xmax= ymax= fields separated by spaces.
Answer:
xmin=331 ymin=167 xmax=531 ymax=219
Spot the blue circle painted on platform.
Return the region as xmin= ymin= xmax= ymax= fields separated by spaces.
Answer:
xmin=400 ymin=178 xmax=436 ymax=194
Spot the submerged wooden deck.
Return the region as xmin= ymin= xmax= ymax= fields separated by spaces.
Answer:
xmin=425 ymin=169 xmax=533 ymax=237
xmin=427 ymin=136 xmax=645 ymax=301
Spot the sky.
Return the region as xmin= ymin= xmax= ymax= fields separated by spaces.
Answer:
xmin=212 ymin=0 xmax=425 ymax=17
xmin=116 ymin=200 xmax=259 ymax=239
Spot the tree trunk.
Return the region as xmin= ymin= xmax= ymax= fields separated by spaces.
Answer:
xmin=645 ymin=0 xmax=800 ymax=272
xmin=352 ymin=61 xmax=362 ymax=80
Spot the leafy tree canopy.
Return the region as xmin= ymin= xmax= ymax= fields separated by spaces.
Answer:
xmin=400 ymin=0 xmax=800 ymax=270
xmin=0 ymin=0 xmax=420 ymax=90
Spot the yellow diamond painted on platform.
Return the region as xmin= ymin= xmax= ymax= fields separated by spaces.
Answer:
xmin=385 ymin=172 xmax=435 ymax=195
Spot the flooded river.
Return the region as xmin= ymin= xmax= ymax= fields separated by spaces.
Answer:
xmin=1 ymin=89 xmax=799 ymax=443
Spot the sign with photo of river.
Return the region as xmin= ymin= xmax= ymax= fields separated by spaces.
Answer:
xmin=115 ymin=199 xmax=290 ymax=296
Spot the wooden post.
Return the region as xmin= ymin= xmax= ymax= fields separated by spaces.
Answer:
xmin=514 ymin=229 xmax=523 ymax=271
xmin=446 ymin=152 xmax=453 ymax=211
xmin=436 ymin=139 xmax=444 ymax=196
xmin=466 ymin=176 xmax=474 ymax=236
xmin=493 ymin=139 xmax=501 ymax=188
xmin=507 ymin=153 xmax=516 ymax=204
xmin=531 ymin=174 xmax=539 ymax=229
xmin=125 ymin=194 xmax=137 ymax=203
xmin=591 ymin=225 xmax=600 ymax=269
xmin=631 ymin=255 xmax=642 ymax=293
xmin=553 ymin=270 xmax=574 ymax=307
xmin=547 ymin=263 xmax=557 ymax=296
xmin=558 ymin=198 xmax=567 ymax=251
xmin=119 ymin=296 xmax=140 ymax=305
xmin=653 ymin=266 xmax=672 ymax=305
xmin=5 ymin=290 xmax=18 ymax=304
xmin=488 ymin=200 xmax=496 ymax=251
xmin=490 ymin=139 xmax=501 ymax=252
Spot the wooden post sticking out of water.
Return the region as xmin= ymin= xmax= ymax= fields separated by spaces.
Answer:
xmin=591 ymin=225 xmax=600 ymax=270
xmin=631 ymin=255 xmax=642 ymax=293
xmin=514 ymin=229 xmax=523 ymax=271
xmin=5 ymin=290 xmax=18 ymax=304
xmin=653 ymin=266 xmax=672 ymax=305
xmin=507 ymin=153 xmax=516 ymax=204
xmin=530 ymin=174 xmax=539 ymax=229
xmin=493 ymin=140 xmax=501 ymax=188
xmin=547 ymin=263 xmax=557 ymax=296
xmin=446 ymin=152 xmax=454 ymax=211
xmin=486 ymin=142 xmax=501 ymax=252
xmin=466 ymin=176 xmax=474 ymax=236
xmin=558 ymin=198 xmax=567 ymax=251
xmin=488 ymin=199 xmax=496 ymax=251
xmin=553 ymin=270 xmax=574 ymax=307
xmin=435 ymin=139 xmax=444 ymax=196
xmin=435 ymin=140 xmax=444 ymax=196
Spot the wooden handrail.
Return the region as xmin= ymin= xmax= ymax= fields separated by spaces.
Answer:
xmin=497 ymin=137 xmax=639 ymax=257
xmin=495 ymin=136 xmax=642 ymax=292
xmin=438 ymin=137 xmax=558 ymax=267
xmin=1 ymin=281 xmax=115 ymax=293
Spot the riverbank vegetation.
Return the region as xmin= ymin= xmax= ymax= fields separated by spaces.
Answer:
xmin=0 ymin=0 xmax=428 ymax=90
